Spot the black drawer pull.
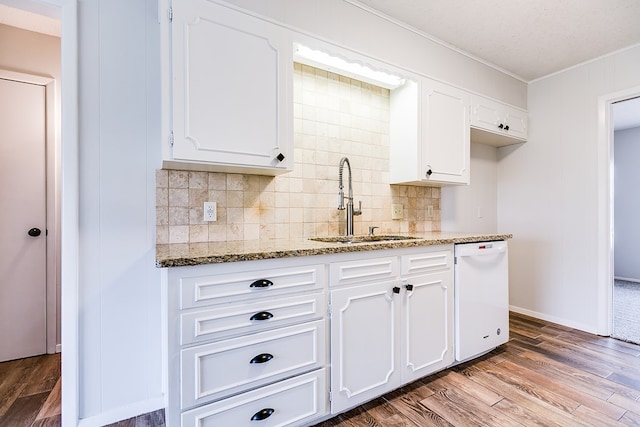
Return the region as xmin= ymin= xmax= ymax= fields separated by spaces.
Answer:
xmin=251 ymin=408 xmax=274 ymax=421
xmin=250 ymin=353 xmax=273 ymax=364
xmin=250 ymin=311 xmax=274 ymax=321
xmin=250 ymin=279 xmax=273 ymax=288
xmin=405 ymin=284 xmax=414 ymax=291
xmin=392 ymin=286 xmax=400 ymax=294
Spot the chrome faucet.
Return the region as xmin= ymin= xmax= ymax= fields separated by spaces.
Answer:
xmin=338 ymin=157 xmax=362 ymax=236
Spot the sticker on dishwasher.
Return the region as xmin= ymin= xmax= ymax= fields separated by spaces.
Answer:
xmin=478 ymin=244 xmax=493 ymax=249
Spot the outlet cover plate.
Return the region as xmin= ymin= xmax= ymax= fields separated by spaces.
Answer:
xmin=204 ymin=202 xmax=217 ymax=221
xmin=391 ymin=203 xmax=403 ymax=220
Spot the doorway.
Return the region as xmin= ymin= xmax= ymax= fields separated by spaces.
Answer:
xmin=611 ymin=96 xmax=640 ymax=344
xmin=596 ymin=86 xmax=640 ymax=339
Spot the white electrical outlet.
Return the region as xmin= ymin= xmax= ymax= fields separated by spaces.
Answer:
xmin=391 ymin=203 xmax=403 ymax=220
xmin=204 ymin=202 xmax=217 ymax=221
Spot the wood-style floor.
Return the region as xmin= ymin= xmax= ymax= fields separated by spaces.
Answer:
xmin=313 ymin=312 xmax=640 ymax=426
xmin=2 ymin=313 xmax=639 ymax=426
xmin=0 ymin=353 xmax=61 ymax=427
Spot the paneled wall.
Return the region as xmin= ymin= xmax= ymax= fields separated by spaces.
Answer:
xmin=498 ymin=44 xmax=640 ymax=333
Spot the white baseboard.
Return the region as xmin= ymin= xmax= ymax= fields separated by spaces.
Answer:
xmin=77 ymin=397 xmax=165 ymax=427
xmin=509 ymin=305 xmax=599 ymax=335
xmin=614 ymin=276 xmax=640 ymax=283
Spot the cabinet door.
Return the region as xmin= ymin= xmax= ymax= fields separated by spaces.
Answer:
xmin=470 ymin=95 xmax=528 ymax=144
xmin=171 ymin=0 xmax=292 ymax=173
xmin=504 ymin=109 xmax=528 ymax=140
xmin=421 ymin=79 xmax=470 ymax=185
xmin=400 ymin=272 xmax=454 ymax=383
xmin=330 ymin=281 xmax=401 ymax=414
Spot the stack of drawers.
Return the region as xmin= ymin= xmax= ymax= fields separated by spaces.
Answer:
xmin=166 ymin=260 xmax=328 ymax=426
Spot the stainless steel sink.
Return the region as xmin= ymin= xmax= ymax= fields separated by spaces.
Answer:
xmin=309 ymin=235 xmax=418 ymax=244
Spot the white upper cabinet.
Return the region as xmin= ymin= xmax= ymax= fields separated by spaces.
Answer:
xmin=390 ymin=78 xmax=471 ymax=186
xmin=470 ymin=95 xmax=528 ymax=146
xmin=168 ymin=0 xmax=293 ymax=174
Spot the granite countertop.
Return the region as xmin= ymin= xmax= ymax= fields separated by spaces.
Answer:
xmin=156 ymin=232 xmax=512 ymax=267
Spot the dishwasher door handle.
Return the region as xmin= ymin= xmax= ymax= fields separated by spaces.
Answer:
xmin=457 ymin=246 xmax=506 ymax=257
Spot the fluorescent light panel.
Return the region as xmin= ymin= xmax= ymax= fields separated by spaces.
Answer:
xmin=293 ymin=43 xmax=405 ymax=90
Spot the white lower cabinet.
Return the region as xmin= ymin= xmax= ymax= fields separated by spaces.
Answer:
xmin=330 ymin=280 xmax=402 ymax=413
xmin=165 ymin=258 xmax=329 ymax=427
xmin=400 ymin=271 xmax=454 ymax=383
xmin=165 ymin=246 xmax=455 ymax=425
xmin=329 ymin=246 xmax=454 ymax=414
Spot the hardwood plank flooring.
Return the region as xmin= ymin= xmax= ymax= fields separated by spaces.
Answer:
xmin=2 ymin=313 xmax=639 ymax=426
xmin=313 ymin=312 xmax=640 ymax=426
xmin=0 ymin=354 xmax=60 ymax=427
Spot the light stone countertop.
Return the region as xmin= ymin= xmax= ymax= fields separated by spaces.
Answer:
xmin=156 ymin=232 xmax=512 ymax=267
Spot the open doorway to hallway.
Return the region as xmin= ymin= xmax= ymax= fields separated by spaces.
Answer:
xmin=612 ymin=96 xmax=640 ymax=345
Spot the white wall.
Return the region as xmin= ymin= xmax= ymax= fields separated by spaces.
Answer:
xmin=219 ymin=0 xmax=527 ymax=109
xmin=76 ymin=0 xmax=163 ymax=423
xmin=498 ymin=45 xmax=640 ymax=333
xmin=441 ymin=142 xmax=498 ymax=233
xmin=614 ymin=126 xmax=640 ymax=281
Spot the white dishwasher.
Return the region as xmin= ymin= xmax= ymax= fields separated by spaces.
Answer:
xmin=454 ymin=240 xmax=509 ymax=362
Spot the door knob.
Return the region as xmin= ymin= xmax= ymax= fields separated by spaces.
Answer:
xmin=27 ymin=228 xmax=42 ymax=237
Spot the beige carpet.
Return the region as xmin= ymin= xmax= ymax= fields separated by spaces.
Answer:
xmin=612 ymin=280 xmax=640 ymax=345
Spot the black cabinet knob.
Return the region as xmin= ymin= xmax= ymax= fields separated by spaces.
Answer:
xmin=250 ymin=311 xmax=274 ymax=321
xmin=27 ymin=228 xmax=42 ymax=237
xmin=504 ymin=125 xmax=510 ymax=131
xmin=251 ymin=408 xmax=275 ymax=421
xmin=405 ymin=284 xmax=414 ymax=291
xmin=276 ymin=153 xmax=285 ymax=162
xmin=392 ymin=286 xmax=400 ymax=294
xmin=426 ymin=168 xmax=433 ymax=177
xmin=250 ymin=353 xmax=274 ymax=364
xmin=250 ymin=279 xmax=273 ymax=288
xmin=498 ymin=123 xmax=504 ymax=129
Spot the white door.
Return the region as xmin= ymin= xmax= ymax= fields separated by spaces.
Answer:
xmin=0 ymin=78 xmax=47 ymax=362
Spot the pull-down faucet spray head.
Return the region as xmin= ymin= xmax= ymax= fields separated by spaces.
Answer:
xmin=338 ymin=157 xmax=351 ymax=210
xmin=337 ymin=156 xmax=362 ymax=236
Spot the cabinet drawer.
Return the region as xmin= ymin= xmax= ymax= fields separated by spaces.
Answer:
xmin=401 ymin=249 xmax=452 ymax=276
xmin=181 ymin=320 xmax=326 ymax=408
xmin=181 ymin=292 xmax=324 ymax=345
xmin=180 ymin=264 xmax=324 ymax=309
xmin=181 ymin=368 xmax=327 ymax=427
xmin=330 ymin=256 xmax=398 ymax=287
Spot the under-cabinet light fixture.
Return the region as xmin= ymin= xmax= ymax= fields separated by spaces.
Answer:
xmin=293 ymin=42 xmax=406 ymax=90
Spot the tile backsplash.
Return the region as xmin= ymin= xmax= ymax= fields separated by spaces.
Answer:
xmin=156 ymin=63 xmax=440 ymax=244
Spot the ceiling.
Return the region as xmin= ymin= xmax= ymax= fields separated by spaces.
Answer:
xmin=0 ymin=2 xmax=59 ymax=37
xmin=352 ymin=0 xmax=640 ymax=82
xmin=1 ymin=0 xmax=638 ymax=130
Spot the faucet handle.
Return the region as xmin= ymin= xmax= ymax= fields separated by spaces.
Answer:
xmin=354 ymin=201 xmax=362 ymax=216
xmin=369 ymin=226 xmax=379 ymax=236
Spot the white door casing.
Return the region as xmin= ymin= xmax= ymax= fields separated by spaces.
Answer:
xmin=0 ymin=77 xmax=47 ymax=362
